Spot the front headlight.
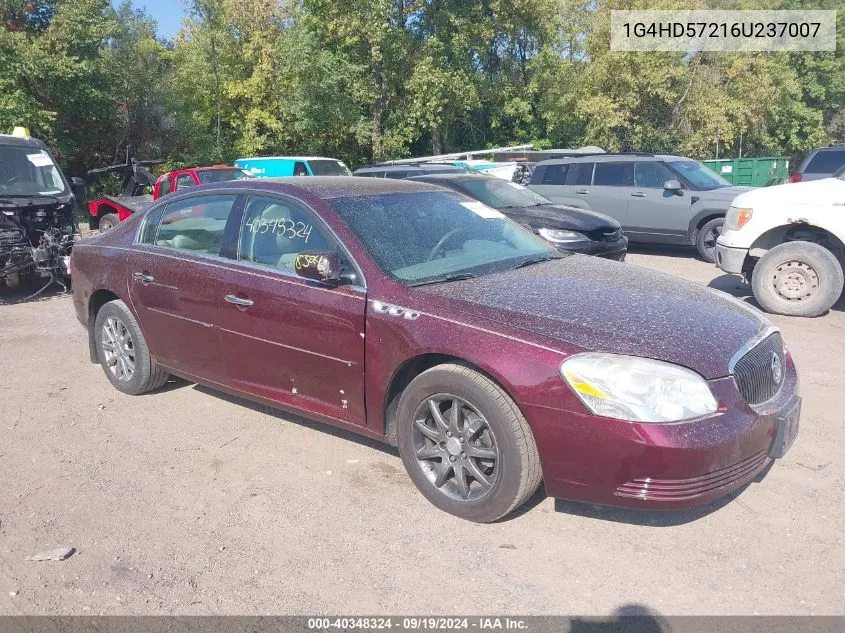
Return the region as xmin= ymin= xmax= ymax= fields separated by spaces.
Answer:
xmin=560 ymin=353 xmax=718 ymax=423
xmin=725 ymin=206 xmax=753 ymax=231
xmin=538 ymin=228 xmax=585 ymax=243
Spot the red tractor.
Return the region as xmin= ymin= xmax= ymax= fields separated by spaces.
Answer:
xmin=87 ymin=156 xmax=252 ymax=231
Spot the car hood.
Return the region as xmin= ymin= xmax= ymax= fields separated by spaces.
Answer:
xmin=501 ymin=204 xmax=621 ymax=232
xmin=697 ymin=185 xmax=753 ymax=202
xmin=732 ymin=178 xmax=845 ymax=208
xmin=417 ymin=256 xmax=770 ymax=379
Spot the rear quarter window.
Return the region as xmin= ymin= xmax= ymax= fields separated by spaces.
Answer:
xmin=804 ymin=150 xmax=845 ymax=174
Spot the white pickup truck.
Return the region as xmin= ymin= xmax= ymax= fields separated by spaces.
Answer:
xmin=715 ymin=169 xmax=845 ymax=317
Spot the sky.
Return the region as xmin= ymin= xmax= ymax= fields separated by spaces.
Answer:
xmin=114 ymin=0 xmax=186 ymax=39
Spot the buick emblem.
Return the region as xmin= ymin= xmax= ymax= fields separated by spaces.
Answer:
xmin=771 ymin=352 xmax=783 ymax=384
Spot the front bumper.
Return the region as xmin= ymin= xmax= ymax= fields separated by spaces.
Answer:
xmin=523 ymin=354 xmax=799 ymax=510
xmin=715 ymin=242 xmax=749 ymax=274
xmin=557 ymin=236 xmax=628 ymax=261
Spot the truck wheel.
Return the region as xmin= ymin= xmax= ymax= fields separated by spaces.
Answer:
xmin=94 ymin=299 xmax=169 ymax=394
xmin=396 ymin=363 xmax=542 ymax=522
xmin=98 ymin=213 xmax=119 ymax=232
xmin=695 ymin=217 xmax=724 ymax=262
xmin=751 ymin=241 xmax=844 ymax=317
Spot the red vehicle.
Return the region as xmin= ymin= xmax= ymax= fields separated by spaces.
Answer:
xmin=87 ymin=164 xmax=252 ymax=231
xmin=70 ymin=178 xmax=800 ymax=522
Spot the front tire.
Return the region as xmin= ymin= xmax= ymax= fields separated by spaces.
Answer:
xmin=98 ymin=213 xmax=119 ymax=232
xmin=751 ymin=241 xmax=844 ymax=317
xmin=94 ymin=299 xmax=169 ymax=394
xmin=696 ymin=217 xmax=724 ymax=262
xmin=396 ymin=364 xmax=542 ymax=522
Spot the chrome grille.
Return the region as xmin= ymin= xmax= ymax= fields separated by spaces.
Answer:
xmin=732 ymin=332 xmax=784 ymax=405
xmin=585 ymin=227 xmax=623 ymax=242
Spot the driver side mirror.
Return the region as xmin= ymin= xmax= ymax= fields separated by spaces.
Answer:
xmin=70 ymin=177 xmax=86 ymax=205
xmin=294 ymin=251 xmax=344 ymax=284
xmin=663 ymin=179 xmax=682 ymax=194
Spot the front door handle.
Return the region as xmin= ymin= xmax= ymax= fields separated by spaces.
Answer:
xmin=630 ymin=192 xmax=646 ymax=198
xmin=224 ymin=294 xmax=254 ymax=307
xmin=132 ymin=272 xmax=154 ymax=282
xmin=574 ymin=189 xmax=589 ymax=195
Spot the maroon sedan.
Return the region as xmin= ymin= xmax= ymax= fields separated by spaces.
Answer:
xmin=71 ymin=178 xmax=800 ymax=522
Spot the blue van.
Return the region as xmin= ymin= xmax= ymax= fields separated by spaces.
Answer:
xmin=234 ymin=156 xmax=352 ymax=177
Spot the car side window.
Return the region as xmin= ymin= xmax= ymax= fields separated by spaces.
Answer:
xmin=541 ymin=164 xmax=568 ymax=184
xmin=566 ymin=162 xmax=594 ymax=185
xmin=237 ymin=196 xmax=338 ymax=274
xmin=175 ymin=173 xmax=195 ymax=190
xmin=154 ymin=195 xmax=238 ymax=256
xmin=634 ymin=162 xmax=674 ymax=188
xmin=593 ymin=162 xmax=634 ymax=186
xmin=384 ymin=170 xmax=407 ymax=179
xmin=158 ymin=175 xmax=173 ymax=197
xmin=293 ymin=161 xmax=309 ymax=176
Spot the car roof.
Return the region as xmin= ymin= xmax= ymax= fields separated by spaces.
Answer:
xmin=406 ymin=173 xmax=496 ymax=183
xmin=236 ymin=156 xmax=344 ymax=162
xmin=535 ymin=153 xmax=687 ymax=166
xmin=199 ymin=176 xmax=445 ymax=199
xmin=0 ymin=134 xmax=48 ymax=150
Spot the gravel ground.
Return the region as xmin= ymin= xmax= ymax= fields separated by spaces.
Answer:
xmin=0 ymin=245 xmax=843 ymax=616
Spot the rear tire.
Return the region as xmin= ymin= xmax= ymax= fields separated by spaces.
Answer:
xmin=396 ymin=363 xmax=542 ymax=522
xmin=94 ymin=299 xmax=169 ymax=394
xmin=696 ymin=217 xmax=724 ymax=262
xmin=751 ymin=241 xmax=844 ymax=317
xmin=98 ymin=213 xmax=119 ymax=232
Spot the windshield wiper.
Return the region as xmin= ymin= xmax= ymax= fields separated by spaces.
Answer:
xmin=407 ymin=272 xmax=477 ymax=287
xmin=513 ymin=255 xmax=561 ymax=269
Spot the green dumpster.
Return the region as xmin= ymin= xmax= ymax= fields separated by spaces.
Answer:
xmin=701 ymin=157 xmax=790 ymax=187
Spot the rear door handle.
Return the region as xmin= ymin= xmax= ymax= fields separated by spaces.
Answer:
xmin=630 ymin=192 xmax=646 ymax=198
xmin=224 ymin=294 xmax=254 ymax=307
xmin=575 ymin=189 xmax=589 ymax=194
xmin=132 ymin=272 xmax=154 ymax=282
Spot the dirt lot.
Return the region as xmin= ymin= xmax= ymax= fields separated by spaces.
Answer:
xmin=1 ymin=246 xmax=843 ymax=616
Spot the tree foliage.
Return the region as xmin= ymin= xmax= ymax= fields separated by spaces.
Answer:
xmin=1 ymin=0 xmax=842 ymax=177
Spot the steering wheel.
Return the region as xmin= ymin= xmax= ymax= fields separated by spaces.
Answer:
xmin=427 ymin=228 xmax=466 ymax=261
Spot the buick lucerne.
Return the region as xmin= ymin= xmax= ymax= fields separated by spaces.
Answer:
xmin=71 ymin=178 xmax=800 ymax=522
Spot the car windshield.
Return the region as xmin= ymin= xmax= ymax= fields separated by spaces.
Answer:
xmin=835 ymin=164 xmax=845 ymax=180
xmin=452 ymin=177 xmax=550 ymax=209
xmin=330 ymin=191 xmax=555 ymax=285
xmin=197 ymin=168 xmax=253 ymax=184
xmin=309 ymin=160 xmax=351 ymax=176
xmin=667 ymin=160 xmax=731 ymax=190
xmin=0 ymin=145 xmax=68 ymax=196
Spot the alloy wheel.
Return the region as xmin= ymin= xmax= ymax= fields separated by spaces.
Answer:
xmin=411 ymin=394 xmax=500 ymax=502
xmin=702 ymin=226 xmax=721 ymax=259
xmin=102 ymin=317 xmax=136 ymax=382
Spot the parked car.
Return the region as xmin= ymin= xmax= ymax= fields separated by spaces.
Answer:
xmin=88 ymin=165 xmax=252 ymax=231
xmin=528 ymin=153 xmax=752 ymax=262
xmin=235 ymin=156 xmax=351 ymax=177
xmin=789 ymin=146 xmax=845 ymax=183
xmin=716 ymin=165 xmax=845 ymax=317
xmin=71 ymin=177 xmax=800 ymax=522
xmin=1 ymin=127 xmax=85 ymax=289
xmin=407 ymin=173 xmax=627 ymax=260
xmin=354 ymin=163 xmax=468 ymax=178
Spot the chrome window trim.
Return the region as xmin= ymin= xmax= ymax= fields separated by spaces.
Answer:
xmin=728 ymin=324 xmax=781 ymax=374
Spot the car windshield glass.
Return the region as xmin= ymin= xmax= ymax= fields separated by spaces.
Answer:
xmin=667 ymin=160 xmax=731 ymax=190
xmin=308 ymin=160 xmax=351 ymax=176
xmin=330 ymin=191 xmax=555 ymax=285
xmin=0 ymin=145 xmax=68 ymax=196
xmin=453 ymin=178 xmax=550 ymax=209
xmin=835 ymin=164 xmax=845 ymax=180
xmin=197 ymin=168 xmax=253 ymax=184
